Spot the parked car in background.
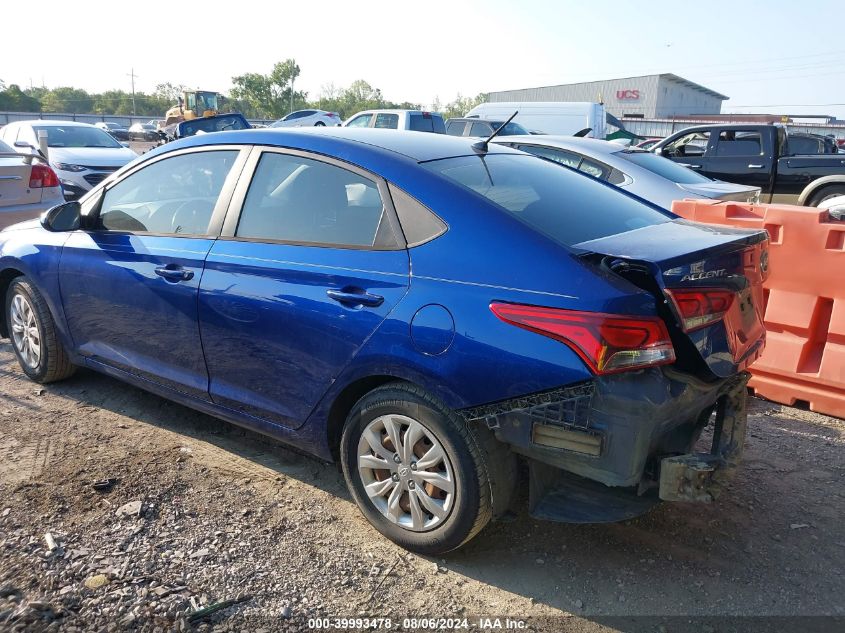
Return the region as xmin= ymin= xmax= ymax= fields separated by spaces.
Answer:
xmin=635 ymin=138 xmax=662 ymax=150
xmin=446 ymin=117 xmax=530 ymax=137
xmin=493 ymin=136 xmax=760 ymax=210
xmin=93 ymin=122 xmax=130 ymax=142
xmin=0 ymin=139 xmax=64 ymax=229
xmin=0 ymin=128 xmax=767 ymax=554
xmin=271 ymin=110 xmax=341 ymax=127
xmin=129 ymin=123 xmax=159 ymax=141
xmin=651 ymin=124 xmax=845 ymax=206
xmin=343 ymin=110 xmax=445 ymax=133
xmin=465 ymin=102 xmax=607 ymax=138
xmin=0 ymin=121 xmax=137 ymax=201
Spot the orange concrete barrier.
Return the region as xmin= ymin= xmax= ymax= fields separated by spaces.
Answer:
xmin=671 ymin=199 xmax=845 ymax=419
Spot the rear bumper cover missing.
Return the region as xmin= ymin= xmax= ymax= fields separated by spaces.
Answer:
xmin=462 ymin=370 xmax=750 ymax=523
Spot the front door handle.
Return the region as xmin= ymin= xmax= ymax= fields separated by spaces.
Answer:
xmin=687 ymin=164 xmax=702 ymax=169
xmin=154 ymin=265 xmax=194 ymax=282
xmin=748 ymin=164 xmax=765 ymax=169
xmin=326 ymin=289 xmax=384 ymax=307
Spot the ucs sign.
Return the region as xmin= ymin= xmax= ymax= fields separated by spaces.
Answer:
xmin=616 ymin=90 xmax=640 ymax=100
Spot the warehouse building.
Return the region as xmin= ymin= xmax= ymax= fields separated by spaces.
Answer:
xmin=486 ymin=73 xmax=728 ymax=119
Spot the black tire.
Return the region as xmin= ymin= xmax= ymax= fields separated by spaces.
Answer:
xmin=807 ymin=184 xmax=845 ymax=207
xmin=314 ymin=121 xmax=326 ymax=126
xmin=341 ymin=382 xmax=505 ymax=554
xmin=5 ymin=277 xmax=76 ymax=383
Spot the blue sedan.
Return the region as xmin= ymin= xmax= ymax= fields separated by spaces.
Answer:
xmin=0 ymin=128 xmax=768 ymax=553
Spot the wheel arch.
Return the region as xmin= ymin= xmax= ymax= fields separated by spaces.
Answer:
xmin=0 ymin=267 xmax=25 ymax=338
xmin=798 ymin=175 xmax=845 ymax=206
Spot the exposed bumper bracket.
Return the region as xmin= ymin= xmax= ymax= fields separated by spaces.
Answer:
xmin=658 ymin=372 xmax=750 ymax=502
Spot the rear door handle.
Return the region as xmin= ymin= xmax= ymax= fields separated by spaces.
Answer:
xmin=748 ymin=164 xmax=765 ymax=169
xmin=154 ymin=265 xmax=194 ymax=282
xmin=687 ymin=164 xmax=702 ymax=169
xmin=326 ymin=289 xmax=384 ymax=307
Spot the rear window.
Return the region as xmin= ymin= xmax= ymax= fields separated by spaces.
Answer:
xmin=409 ymin=113 xmax=445 ymax=133
xmin=619 ymin=150 xmax=712 ymax=183
xmin=424 ymin=154 xmax=670 ymax=246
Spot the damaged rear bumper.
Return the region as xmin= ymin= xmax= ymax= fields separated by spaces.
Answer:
xmin=462 ymin=369 xmax=750 ymax=523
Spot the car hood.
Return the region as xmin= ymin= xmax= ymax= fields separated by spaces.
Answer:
xmin=0 ymin=218 xmax=41 ymax=233
xmin=676 ymin=181 xmax=760 ymax=202
xmin=48 ymin=146 xmax=137 ymax=168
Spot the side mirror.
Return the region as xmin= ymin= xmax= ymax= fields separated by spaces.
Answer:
xmin=41 ymin=201 xmax=81 ymax=232
xmin=14 ymin=141 xmax=34 ymax=149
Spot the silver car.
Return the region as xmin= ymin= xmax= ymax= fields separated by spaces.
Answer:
xmin=493 ymin=136 xmax=760 ymax=210
xmin=0 ymin=139 xmax=64 ymax=230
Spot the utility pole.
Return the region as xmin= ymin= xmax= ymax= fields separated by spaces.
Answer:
xmin=127 ymin=68 xmax=138 ymax=116
xmin=290 ymin=76 xmax=294 ymax=115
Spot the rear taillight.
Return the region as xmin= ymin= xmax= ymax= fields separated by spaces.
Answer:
xmin=665 ymin=288 xmax=735 ymax=332
xmin=490 ymin=302 xmax=675 ymax=375
xmin=29 ymin=164 xmax=60 ymax=188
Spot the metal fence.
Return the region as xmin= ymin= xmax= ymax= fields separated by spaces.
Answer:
xmin=0 ymin=111 xmax=276 ymax=128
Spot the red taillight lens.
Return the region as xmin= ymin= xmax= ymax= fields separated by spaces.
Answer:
xmin=29 ymin=164 xmax=60 ymax=189
xmin=665 ymin=288 xmax=735 ymax=332
xmin=490 ymin=302 xmax=675 ymax=375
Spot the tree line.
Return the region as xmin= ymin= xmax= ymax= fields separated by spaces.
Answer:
xmin=0 ymin=60 xmax=486 ymax=121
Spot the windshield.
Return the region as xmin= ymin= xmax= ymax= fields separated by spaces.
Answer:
xmin=33 ymin=125 xmax=122 ymax=149
xmin=619 ymin=150 xmax=712 ymax=183
xmin=425 ymin=154 xmax=671 ymax=246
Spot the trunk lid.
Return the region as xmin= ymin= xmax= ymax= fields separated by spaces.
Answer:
xmin=0 ymin=154 xmax=40 ymax=208
xmin=676 ymin=181 xmax=760 ymax=204
xmin=572 ymin=219 xmax=769 ymax=377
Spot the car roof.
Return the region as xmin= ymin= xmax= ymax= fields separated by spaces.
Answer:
xmin=156 ymin=127 xmax=518 ymax=163
xmin=350 ymin=109 xmax=435 ymax=116
xmin=493 ymin=135 xmax=627 ymax=157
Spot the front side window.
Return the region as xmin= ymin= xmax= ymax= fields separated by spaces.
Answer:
xmin=664 ymin=131 xmax=710 ymax=157
xmin=374 ymin=113 xmax=399 ymax=129
xmin=346 ymin=114 xmax=372 ymax=128
xmin=236 ymin=152 xmax=394 ymax=248
xmin=98 ymin=150 xmax=238 ymax=235
xmin=470 ymin=122 xmax=492 ymax=137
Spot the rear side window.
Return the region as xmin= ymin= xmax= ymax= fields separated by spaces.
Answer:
xmin=424 ymin=154 xmax=670 ymax=247
xmin=445 ymin=121 xmax=466 ymax=136
xmin=98 ymin=151 xmax=238 ymax=235
xmin=236 ymin=152 xmax=397 ymax=248
xmin=388 ymin=183 xmax=447 ymax=247
xmin=375 ymin=113 xmax=399 ymax=129
xmin=714 ymin=131 xmax=763 ymax=157
xmin=408 ymin=114 xmax=443 ymax=133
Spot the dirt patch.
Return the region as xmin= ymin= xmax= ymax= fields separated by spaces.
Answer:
xmin=0 ymin=340 xmax=843 ymax=632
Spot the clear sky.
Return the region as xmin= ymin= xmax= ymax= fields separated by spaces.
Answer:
xmin=4 ymin=0 xmax=844 ymax=118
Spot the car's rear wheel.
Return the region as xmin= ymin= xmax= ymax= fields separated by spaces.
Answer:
xmin=5 ymin=277 xmax=75 ymax=383
xmin=341 ymin=383 xmax=498 ymax=554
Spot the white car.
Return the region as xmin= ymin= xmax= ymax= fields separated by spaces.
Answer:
xmin=0 ymin=138 xmax=64 ymax=230
xmin=493 ymin=135 xmax=760 ymax=210
xmin=343 ymin=110 xmax=446 ymax=133
xmin=270 ymin=109 xmax=341 ymax=128
xmin=0 ymin=121 xmax=137 ymax=201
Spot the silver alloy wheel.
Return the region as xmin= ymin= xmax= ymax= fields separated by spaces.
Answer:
xmin=9 ymin=292 xmax=41 ymax=369
xmin=357 ymin=414 xmax=455 ymax=532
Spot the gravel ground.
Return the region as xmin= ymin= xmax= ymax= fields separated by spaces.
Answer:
xmin=1 ymin=339 xmax=844 ymax=632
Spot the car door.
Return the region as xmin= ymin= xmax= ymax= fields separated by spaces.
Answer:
xmin=198 ymin=148 xmax=410 ymax=428
xmin=59 ymin=146 xmax=248 ymax=399
xmin=703 ymin=128 xmax=773 ymax=192
xmin=659 ymin=129 xmax=711 ymax=174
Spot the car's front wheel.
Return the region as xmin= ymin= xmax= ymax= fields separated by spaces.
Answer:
xmin=5 ymin=277 xmax=76 ymax=383
xmin=341 ymin=383 xmax=501 ymax=554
